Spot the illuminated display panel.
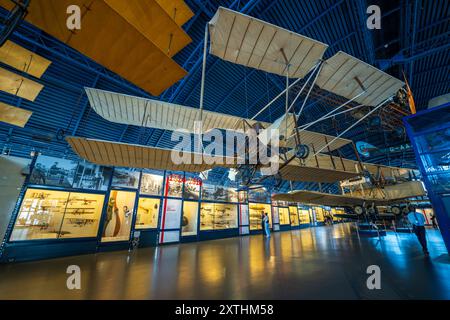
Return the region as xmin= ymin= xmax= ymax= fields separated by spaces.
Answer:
xmin=289 ymin=206 xmax=300 ymax=226
xmin=11 ymin=189 xmax=104 ymax=241
xmin=200 ymin=203 xmax=238 ymax=230
xmin=182 ymin=201 xmax=199 ymax=236
xmin=249 ymin=203 xmax=271 ymax=230
xmin=135 ymin=197 xmax=160 ymax=229
xmin=299 ymin=208 xmax=311 ymax=224
xmin=101 ymin=190 xmax=136 ymax=242
xmin=278 ymin=207 xmax=290 ymax=225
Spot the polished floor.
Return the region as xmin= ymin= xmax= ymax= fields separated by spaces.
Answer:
xmin=0 ymin=223 xmax=449 ymax=300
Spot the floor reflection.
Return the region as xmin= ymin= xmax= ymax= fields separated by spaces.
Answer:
xmin=0 ymin=224 xmax=449 ymax=299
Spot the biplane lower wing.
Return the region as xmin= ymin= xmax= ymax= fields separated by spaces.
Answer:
xmin=273 ymin=181 xmax=426 ymax=207
xmin=278 ymin=157 xmax=360 ymax=183
xmin=67 ymin=137 xmax=240 ymax=172
xmin=272 ymin=190 xmax=375 ymax=206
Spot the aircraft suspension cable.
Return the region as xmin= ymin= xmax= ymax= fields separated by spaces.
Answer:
xmin=247 ymin=61 xmax=321 ymax=122
xmin=296 ymin=62 xmax=324 ymax=119
xmin=296 ymin=103 xmax=365 ymax=129
xmin=298 ymin=91 xmax=366 ymax=132
xmin=286 ymin=61 xmax=323 ymax=114
xmin=312 ymin=96 xmax=394 ymax=157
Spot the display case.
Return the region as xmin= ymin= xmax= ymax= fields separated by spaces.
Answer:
xmin=248 ymin=203 xmax=271 ymax=231
xmin=289 ymin=205 xmax=300 ymax=227
xmin=313 ymin=207 xmax=326 ymax=223
xmin=135 ymin=197 xmax=160 ymax=229
xmin=101 ymin=190 xmax=136 ymax=242
xmin=331 ymin=208 xmax=345 ymax=221
xmin=182 ymin=201 xmax=199 ymax=236
xmin=10 ymin=188 xmax=105 ymax=241
xmin=200 ymin=203 xmax=238 ymax=230
xmin=278 ymin=207 xmax=290 ymax=225
xmin=298 ymin=206 xmax=311 ymax=225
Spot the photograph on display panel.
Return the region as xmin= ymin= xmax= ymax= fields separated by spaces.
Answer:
xmin=101 ymin=190 xmax=136 ymax=242
xmin=140 ymin=173 xmax=164 ymax=196
xmin=72 ymin=162 xmax=112 ymax=191
xmin=183 ymin=177 xmax=201 ymax=200
xmin=248 ymin=188 xmax=271 ymax=203
xmin=111 ymin=168 xmax=140 ymax=189
xmin=201 ymin=183 xmax=216 ymax=201
xmin=166 ymin=174 xmax=184 ymax=198
xmin=29 ymin=155 xmax=78 ymax=188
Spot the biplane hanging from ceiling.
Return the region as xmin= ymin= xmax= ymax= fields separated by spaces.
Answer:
xmin=272 ymin=173 xmax=426 ymax=223
xmin=66 ymin=7 xmax=407 ymax=189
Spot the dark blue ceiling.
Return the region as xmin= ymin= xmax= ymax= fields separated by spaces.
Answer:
xmin=0 ymin=0 xmax=448 ymax=191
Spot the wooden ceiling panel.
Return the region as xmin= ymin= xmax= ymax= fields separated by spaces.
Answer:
xmin=0 ymin=0 xmax=188 ymax=95
xmin=154 ymin=0 xmax=194 ymax=27
xmin=0 ymin=102 xmax=32 ymax=127
xmin=0 ymin=41 xmax=52 ymax=78
xmin=104 ymin=0 xmax=192 ymax=57
xmin=0 ymin=67 xmax=44 ymax=101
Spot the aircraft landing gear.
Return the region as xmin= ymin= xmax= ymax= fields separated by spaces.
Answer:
xmin=391 ymin=205 xmax=401 ymax=216
xmin=353 ymin=205 xmax=364 ymax=216
xmin=295 ymin=144 xmax=310 ymax=159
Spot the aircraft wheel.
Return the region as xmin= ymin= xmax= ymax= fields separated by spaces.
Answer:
xmin=402 ymin=206 xmax=410 ymax=215
xmin=295 ymin=144 xmax=310 ymax=159
xmin=391 ymin=206 xmax=401 ymax=215
xmin=354 ymin=205 xmax=364 ymax=215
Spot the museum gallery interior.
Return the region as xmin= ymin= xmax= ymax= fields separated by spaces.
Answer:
xmin=0 ymin=0 xmax=449 ymax=301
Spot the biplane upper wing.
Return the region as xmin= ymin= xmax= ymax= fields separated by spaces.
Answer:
xmin=209 ymin=7 xmax=328 ymax=78
xmin=85 ymin=88 xmax=269 ymax=133
xmin=67 ymin=136 xmax=241 ymax=172
xmin=316 ymin=51 xmax=404 ymax=106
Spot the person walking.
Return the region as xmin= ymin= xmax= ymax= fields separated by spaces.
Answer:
xmin=407 ymin=206 xmax=429 ymax=256
xmin=430 ymin=213 xmax=438 ymax=229
xmin=263 ymin=212 xmax=270 ymax=237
